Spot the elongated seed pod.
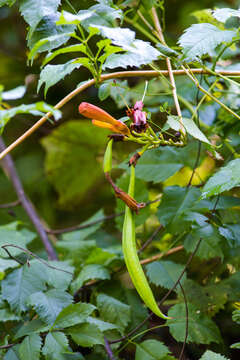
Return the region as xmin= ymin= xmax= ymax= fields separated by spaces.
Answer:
xmin=122 ymin=165 xmax=169 ymax=319
xmin=103 ymin=139 xmax=113 ymax=173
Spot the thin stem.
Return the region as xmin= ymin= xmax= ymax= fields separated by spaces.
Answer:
xmin=182 ymin=65 xmax=240 ymax=121
xmin=212 ymin=38 xmax=240 ymax=71
xmin=104 ymin=337 xmax=116 ymax=360
xmin=151 ymin=7 xmax=185 ymax=134
xmin=0 ymin=68 xmax=239 ymax=160
xmin=0 ymin=137 xmax=57 ymax=260
xmin=138 ymin=225 xmax=163 ymax=253
xmin=0 ymin=200 xmax=20 ymax=208
xmin=124 ymin=16 xmax=159 ymax=44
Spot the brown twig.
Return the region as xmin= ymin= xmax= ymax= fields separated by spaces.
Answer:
xmin=0 ymin=200 xmax=20 ymax=208
xmin=0 ymin=137 xmax=57 ymax=260
xmin=151 ymin=7 xmax=185 ymax=134
xmin=0 ymin=69 xmax=239 ymax=161
xmin=0 ymin=344 xmax=15 ymax=349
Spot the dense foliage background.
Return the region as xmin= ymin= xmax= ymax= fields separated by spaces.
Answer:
xmin=1 ymin=0 xmax=240 ymax=359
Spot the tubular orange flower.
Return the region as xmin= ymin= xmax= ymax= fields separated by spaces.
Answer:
xmin=79 ymin=102 xmax=130 ymax=135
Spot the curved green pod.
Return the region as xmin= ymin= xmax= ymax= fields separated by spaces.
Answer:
xmin=103 ymin=139 xmax=113 ymax=173
xmin=122 ymin=165 xmax=169 ymax=319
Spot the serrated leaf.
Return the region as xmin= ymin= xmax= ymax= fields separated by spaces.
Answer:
xmin=0 ymin=222 xmax=35 ymax=258
xmin=97 ymin=294 xmax=131 ymax=333
xmin=200 ymin=350 xmax=229 ymax=360
xmin=41 ymin=121 xmax=109 ymax=209
xmin=93 ymin=25 xmax=161 ymax=69
xmin=42 ymin=332 xmax=69 ymax=357
xmin=201 ymin=159 xmax=240 ymax=198
xmin=71 ymin=264 xmax=110 ymax=292
xmin=53 ymin=303 xmax=96 ymax=329
xmin=27 ymin=13 xmax=75 ymax=52
xmin=28 ymin=289 xmax=73 ymax=325
xmin=167 ymin=115 xmax=210 ymax=144
xmin=2 ymin=262 xmax=47 ymax=312
xmin=19 ymin=334 xmax=41 ymax=360
xmin=44 ymin=261 xmax=73 ymax=290
xmin=28 ymin=32 xmax=74 ymax=62
xmin=167 ymin=303 xmax=222 ymax=344
xmin=0 ymin=102 xmax=61 ymax=134
xmin=184 ymin=221 xmax=224 ymax=260
xmin=146 ymin=260 xmax=186 ymax=290
xmin=80 ymin=4 xmax=122 ymax=29
xmin=67 ymin=323 xmax=104 ymax=347
xmin=178 ymin=23 xmax=236 ymax=61
xmin=3 ymin=346 xmax=20 ymax=360
xmin=14 ymin=319 xmax=50 ymax=339
xmin=120 ymin=148 xmax=183 ymax=183
xmin=87 ymin=316 xmax=118 ymax=331
xmin=213 ymin=8 xmax=240 ymax=23
xmin=135 ymin=339 xmax=170 ymax=360
xmin=19 ymin=0 xmax=61 ymax=31
xmin=38 ymin=60 xmax=81 ymax=96
xmin=157 ymin=186 xmax=201 ymax=233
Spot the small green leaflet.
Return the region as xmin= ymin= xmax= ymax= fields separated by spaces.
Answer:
xmin=52 ymin=303 xmax=96 ymax=329
xmin=201 ymin=159 xmax=240 ymax=198
xmin=200 ymin=350 xmax=229 ymax=360
xmin=0 ymin=0 xmax=16 ymax=7
xmin=79 ymin=4 xmax=122 ymax=29
xmin=42 ymin=332 xmax=69 ymax=358
xmin=67 ymin=323 xmax=104 ymax=347
xmin=38 ymin=60 xmax=81 ymax=96
xmin=42 ymin=44 xmax=87 ymax=66
xmin=56 ymin=10 xmax=93 ymax=26
xmin=135 ymin=339 xmax=171 ymax=360
xmin=178 ymin=23 xmax=236 ymax=61
xmin=0 ymin=102 xmax=61 ymax=134
xmin=213 ymin=8 xmax=240 ymax=23
xmin=167 ymin=115 xmax=210 ymax=144
xmin=19 ymin=334 xmax=42 ymax=360
xmin=71 ymin=264 xmax=110 ymax=292
xmin=2 ymin=86 xmax=26 ymax=100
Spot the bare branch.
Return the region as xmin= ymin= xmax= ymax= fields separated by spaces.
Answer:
xmin=0 ymin=69 xmax=239 ymax=160
xmin=0 ymin=137 xmax=57 ymax=260
xmin=0 ymin=200 xmax=20 ymax=208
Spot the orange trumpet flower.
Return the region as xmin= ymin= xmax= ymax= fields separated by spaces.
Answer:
xmin=79 ymin=102 xmax=130 ymax=136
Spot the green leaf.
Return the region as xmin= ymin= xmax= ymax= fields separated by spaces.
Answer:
xmin=200 ymin=350 xmax=229 ymax=360
xmin=157 ymin=186 xmax=201 ymax=233
xmin=53 ymin=303 xmax=96 ymax=329
xmin=121 ymin=148 xmax=183 ymax=183
xmin=201 ymin=159 xmax=240 ymax=198
xmin=0 ymin=102 xmax=61 ymax=134
xmin=146 ymin=260 xmax=186 ymax=290
xmin=19 ymin=334 xmax=41 ymax=360
xmin=167 ymin=303 xmax=222 ymax=344
xmin=213 ymin=8 xmax=240 ymax=23
xmin=3 ymin=346 xmax=20 ymax=360
xmin=41 ymin=121 xmax=109 ymax=209
xmin=97 ymin=294 xmax=131 ymax=334
xmin=125 ymin=289 xmax=148 ymax=332
xmin=38 ymin=60 xmax=81 ymax=96
xmin=0 ymin=222 xmax=35 ymax=258
xmin=156 ymin=43 xmax=179 ymax=57
xmin=67 ymin=323 xmax=104 ymax=347
xmin=231 ymin=342 xmax=240 ymax=349
xmin=178 ymin=23 xmax=236 ymax=61
xmin=86 ymin=316 xmax=118 ymax=331
xmin=79 ymin=4 xmax=122 ymax=29
xmin=2 ymin=86 xmax=26 ymax=100
xmin=28 ymin=289 xmax=73 ymax=325
xmin=14 ymin=319 xmax=50 ymax=339
xmin=167 ymin=115 xmax=210 ymax=144
xmin=42 ymin=332 xmax=69 ymax=358
xmin=44 ymin=261 xmax=73 ymax=290
xmin=2 ymin=262 xmax=47 ymax=312
xmin=71 ymin=264 xmax=110 ymax=292
xmin=27 ymin=14 xmax=75 ymax=52
xmin=135 ymin=339 xmax=170 ymax=360
xmin=19 ymin=0 xmax=61 ymax=31
xmin=184 ymin=220 xmax=224 ymax=260
xmin=93 ymin=25 xmax=161 ymax=69
xmin=0 ymin=307 xmax=21 ymax=322
xmin=42 ymin=44 xmax=87 ymax=66
xmin=28 ymin=32 xmax=75 ymax=62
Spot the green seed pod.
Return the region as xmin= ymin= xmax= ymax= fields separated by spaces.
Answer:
xmin=103 ymin=139 xmax=113 ymax=173
xmin=122 ymin=165 xmax=169 ymax=319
